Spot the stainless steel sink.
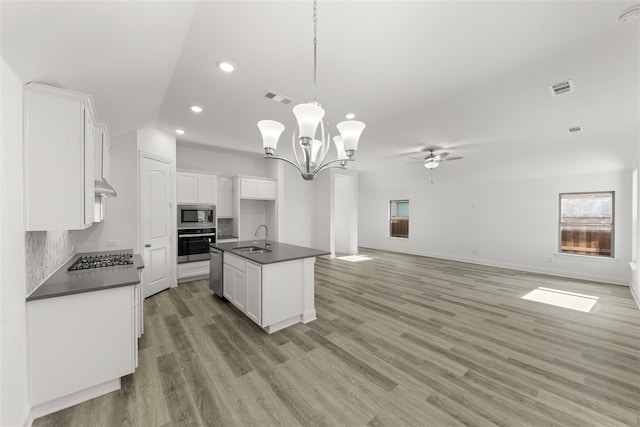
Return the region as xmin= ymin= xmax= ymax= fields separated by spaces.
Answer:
xmin=233 ymin=246 xmax=272 ymax=254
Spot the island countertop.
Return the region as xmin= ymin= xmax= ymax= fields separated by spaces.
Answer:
xmin=211 ymin=240 xmax=329 ymax=265
xmin=27 ymin=252 xmax=144 ymax=301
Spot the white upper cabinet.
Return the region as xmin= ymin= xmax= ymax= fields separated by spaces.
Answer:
xmin=177 ymin=171 xmax=217 ymax=205
xmin=217 ymin=177 xmax=233 ymax=218
xmin=24 ymin=82 xmax=97 ymax=231
xmin=238 ymin=177 xmax=276 ymax=200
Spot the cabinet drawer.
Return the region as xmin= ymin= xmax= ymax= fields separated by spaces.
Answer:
xmin=223 ymin=253 xmax=245 ymax=271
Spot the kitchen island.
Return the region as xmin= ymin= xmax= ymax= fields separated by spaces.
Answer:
xmin=211 ymin=240 xmax=329 ymax=333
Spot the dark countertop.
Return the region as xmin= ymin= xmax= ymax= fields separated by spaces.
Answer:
xmin=211 ymin=240 xmax=329 ymax=265
xmin=27 ymin=253 xmax=144 ymax=302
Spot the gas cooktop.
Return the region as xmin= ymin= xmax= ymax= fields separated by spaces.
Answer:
xmin=67 ymin=250 xmax=135 ymax=271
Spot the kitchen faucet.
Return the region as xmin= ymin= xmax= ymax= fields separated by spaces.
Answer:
xmin=255 ymin=225 xmax=269 ymax=249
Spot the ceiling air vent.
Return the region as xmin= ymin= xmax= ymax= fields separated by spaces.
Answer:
xmin=549 ymin=79 xmax=574 ymax=97
xmin=568 ymin=126 xmax=582 ymax=133
xmin=264 ymin=91 xmax=293 ymax=105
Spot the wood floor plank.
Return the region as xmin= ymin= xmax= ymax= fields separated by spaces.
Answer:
xmin=33 ymin=248 xmax=639 ymax=427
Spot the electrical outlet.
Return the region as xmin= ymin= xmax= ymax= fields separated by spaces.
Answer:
xmin=106 ymin=240 xmax=119 ymax=247
xmin=546 ymin=256 xmax=553 ymax=263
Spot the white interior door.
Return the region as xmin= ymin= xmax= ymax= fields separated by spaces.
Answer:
xmin=141 ymin=154 xmax=173 ymax=298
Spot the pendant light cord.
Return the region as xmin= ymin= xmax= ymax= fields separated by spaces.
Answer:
xmin=313 ymin=0 xmax=318 ymax=103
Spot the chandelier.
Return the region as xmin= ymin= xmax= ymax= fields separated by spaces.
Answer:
xmin=257 ymin=0 xmax=365 ymax=181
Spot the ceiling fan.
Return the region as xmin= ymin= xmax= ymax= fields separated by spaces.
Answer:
xmin=408 ymin=148 xmax=463 ymax=169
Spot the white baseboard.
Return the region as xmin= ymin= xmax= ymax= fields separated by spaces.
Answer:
xmin=360 ymin=245 xmax=630 ymax=286
xmin=29 ymin=379 xmax=120 ymax=421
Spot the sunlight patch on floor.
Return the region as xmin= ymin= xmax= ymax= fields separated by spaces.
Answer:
xmin=521 ymin=287 xmax=599 ymax=312
xmin=336 ymin=254 xmax=376 ymax=262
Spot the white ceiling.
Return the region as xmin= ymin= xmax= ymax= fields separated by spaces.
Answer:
xmin=2 ymin=1 xmax=638 ymax=179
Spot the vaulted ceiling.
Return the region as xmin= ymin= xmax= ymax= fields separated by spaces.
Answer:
xmin=2 ymin=1 xmax=638 ymax=178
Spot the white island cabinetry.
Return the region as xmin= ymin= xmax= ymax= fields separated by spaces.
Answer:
xmin=221 ymin=249 xmax=319 ymax=333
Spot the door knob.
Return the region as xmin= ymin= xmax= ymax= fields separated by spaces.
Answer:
xmin=144 ymin=244 xmax=151 ymax=248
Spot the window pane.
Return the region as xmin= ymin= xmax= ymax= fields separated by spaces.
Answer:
xmin=560 ymin=192 xmax=612 ymax=224
xmin=559 ymin=191 xmax=614 ymax=257
xmin=560 ymin=224 xmax=612 ymax=256
xmin=390 ymin=200 xmax=409 ymax=238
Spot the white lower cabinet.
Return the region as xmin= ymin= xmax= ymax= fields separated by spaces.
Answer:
xmin=223 ymin=254 xmax=247 ymax=313
xmin=27 ymin=285 xmax=142 ymax=417
xmin=222 ymin=253 xmax=316 ymax=333
xmin=177 ymin=260 xmax=209 ymax=282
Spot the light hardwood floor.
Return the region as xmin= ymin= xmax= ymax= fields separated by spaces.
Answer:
xmin=34 ymin=248 xmax=640 ymax=426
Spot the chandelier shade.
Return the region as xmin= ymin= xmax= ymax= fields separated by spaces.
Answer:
xmin=332 ymin=136 xmax=348 ymax=160
xmin=257 ymin=120 xmax=285 ymax=151
xmin=336 ymin=121 xmax=366 ymax=152
xmin=293 ymin=103 xmax=325 ymax=139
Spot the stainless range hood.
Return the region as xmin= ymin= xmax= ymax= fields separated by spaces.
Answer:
xmin=95 ymin=179 xmax=117 ymax=197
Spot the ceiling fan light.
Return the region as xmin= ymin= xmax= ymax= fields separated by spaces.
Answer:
xmin=424 ymin=159 xmax=439 ymax=169
xmin=257 ymin=120 xmax=285 ymax=151
xmin=336 ymin=120 xmax=365 ymax=151
xmin=293 ymin=103 xmax=325 ymax=139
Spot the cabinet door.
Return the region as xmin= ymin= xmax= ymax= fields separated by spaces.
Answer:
xmin=83 ymin=104 xmax=95 ymax=227
xmin=217 ymin=177 xmax=233 ymax=217
xmin=239 ymin=178 xmax=259 ymax=198
xmin=258 ymin=180 xmax=276 ymax=199
xmin=197 ymin=174 xmax=217 ymax=204
xmin=27 ymin=287 xmax=135 ymax=406
xmin=233 ymin=268 xmax=247 ymax=312
xmin=246 ymin=262 xmax=262 ymax=325
xmin=223 ymin=263 xmax=235 ymax=301
xmin=177 ymin=172 xmax=198 ymax=204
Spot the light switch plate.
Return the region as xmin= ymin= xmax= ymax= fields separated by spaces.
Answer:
xmin=106 ymin=240 xmax=119 ymax=247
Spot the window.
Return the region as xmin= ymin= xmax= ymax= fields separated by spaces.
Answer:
xmin=559 ymin=192 xmax=613 ymax=257
xmin=390 ymin=200 xmax=409 ymax=238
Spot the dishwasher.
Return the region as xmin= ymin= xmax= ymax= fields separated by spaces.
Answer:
xmin=209 ymin=247 xmax=223 ymax=297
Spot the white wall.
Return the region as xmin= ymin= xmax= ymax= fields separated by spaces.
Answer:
xmin=359 ymin=166 xmax=632 ymax=285
xmin=0 ymin=56 xmax=30 ymax=427
xmin=176 ymin=142 xmax=268 ymax=177
xmin=278 ymin=162 xmax=316 ymax=247
xmin=73 ymin=131 xmax=138 ymax=252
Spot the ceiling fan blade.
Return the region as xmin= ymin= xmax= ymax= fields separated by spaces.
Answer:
xmin=438 ymin=152 xmax=450 ymax=159
xmin=406 ymin=160 xmax=424 ymax=164
xmin=443 ymin=156 xmax=463 ymax=161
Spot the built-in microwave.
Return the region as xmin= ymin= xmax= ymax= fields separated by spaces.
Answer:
xmin=178 ymin=205 xmax=216 ymax=228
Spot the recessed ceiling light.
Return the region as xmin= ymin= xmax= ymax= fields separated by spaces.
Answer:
xmin=217 ymin=60 xmax=236 ymax=73
xmin=175 ymin=129 xmax=185 ymax=135
xmin=345 ymin=113 xmax=356 ymax=120
xmin=190 ymin=106 xmax=202 ymax=113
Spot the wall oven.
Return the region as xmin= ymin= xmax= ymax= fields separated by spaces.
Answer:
xmin=178 ymin=205 xmax=216 ymax=228
xmin=177 ymin=228 xmax=216 ymax=263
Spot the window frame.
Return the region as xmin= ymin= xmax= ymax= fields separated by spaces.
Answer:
xmin=558 ymin=191 xmax=614 ymax=258
xmin=389 ymin=199 xmax=410 ymax=239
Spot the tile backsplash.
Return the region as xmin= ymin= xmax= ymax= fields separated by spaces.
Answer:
xmin=217 ymin=218 xmax=234 ymax=237
xmin=25 ymin=230 xmax=75 ymax=295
